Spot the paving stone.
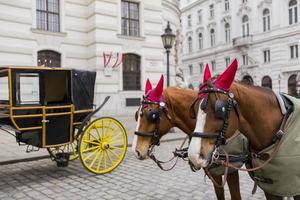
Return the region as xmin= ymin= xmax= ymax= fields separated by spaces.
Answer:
xmin=0 ymin=141 xmax=268 ymax=200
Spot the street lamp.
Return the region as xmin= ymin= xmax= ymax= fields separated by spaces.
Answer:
xmin=161 ymin=21 xmax=176 ymax=86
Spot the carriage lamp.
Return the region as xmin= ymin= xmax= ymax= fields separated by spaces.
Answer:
xmin=161 ymin=21 xmax=176 ymax=87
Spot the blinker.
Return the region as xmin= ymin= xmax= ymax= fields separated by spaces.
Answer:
xmin=215 ymin=100 xmax=228 ymax=120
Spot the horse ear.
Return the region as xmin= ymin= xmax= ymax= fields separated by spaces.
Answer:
xmin=203 ymin=64 xmax=211 ymax=83
xmin=145 ymin=79 xmax=152 ymax=94
xmin=151 ymin=75 xmax=164 ymax=99
xmin=215 ymin=59 xmax=238 ymax=91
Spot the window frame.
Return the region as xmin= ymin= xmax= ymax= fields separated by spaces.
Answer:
xmin=198 ymin=33 xmax=203 ymax=50
xmin=36 ymin=0 xmax=60 ymax=32
xmin=225 ymin=0 xmax=230 ymax=11
xmin=121 ymin=0 xmax=140 ymax=37
xmin=289 ymin=0 xmax=298 ymax=25
xmin=242 ymin=15 xmax=249 ymax=37
xmin=290 ymin=44 xmax=299 ymax=59
xmin=263 ymin=9 xmax=271 ymax=32
xmin=37 ymin=50 xmax=61 ymax=68
xmin=210 ymin=4 xmax=214 ymax=18
xmin=188 ymin=37 xmax=193 ymax=53
xmin=122 ymin=53 xmax=141 ymax=91
xmin=263 ymin=49 xmax=271 ymax=63
xmin=210 ymin=29 xmax=215 ymax=47
xmin=225 ymin=23 xmax=231 ymax=43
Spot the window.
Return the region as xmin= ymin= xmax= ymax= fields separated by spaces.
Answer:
xmin=225 ymin=0 xmax=230 ymax=11
xmin=197 ymin=10 xmax=202 ymax=24
xmin=123 ymin=54 xmax=141 ymax=90
xmin=225 ymin=23 xmax=231 ymax=43
xmin=242 ymin=0 xmax=247 ymax=3
xmin=0 ymin=75 xmax=9 ymax=102
xmin=289 ymin=0 xmax=298 ymax=25
xmin=211 ymin=60 xmax=216 ymax=71
xmin=36 ymin=0 xmax=60 ymax=32
xmin=262 ymin=76 xmax=272 ymax=89
xmin=225 ymin=57 xmax=230 ymax=67
xmin=242 ymin=15 xmax=249 ymax=37
xmin=263 ymin=9 xmax=271 ymax=32
xmin=16 ymin=73 xmax=40 ymax=105
xmin=210 ymin=29 xmax=215 ymax=47
xmin=263 ymin=49 xmax=271 ymax=63
xmin=38 ymin=50 xmax=61 ymax=67
xmin=187 ymin=15 xmax=192 ymax=27
xmin=188 ymin=37 xmax=193 ymax=52
xmin=242 ymin=75 xmax=253 ymax=85
xmin=210 ymin=4 xmax=214 ymax=18
xmin=199 ymin=63 xmax=204 ymax=73
xmin=189 ymin=65 xmax=193 ymax=76
xmin=121 ymin=1 xmax=139 ymax=36
xmin=242 ymin=54 xmax=248 ymax=65
xmin=290 ymin=44 xmax=299 ymax=59
xmin=288 ymin=74 xmax=297 ymax=96
xmin=198 ymin=33 xmax=203 ymax=49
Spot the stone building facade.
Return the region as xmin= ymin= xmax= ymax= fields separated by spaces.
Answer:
xmin=181 ymin=0 xmax=300 ymax=96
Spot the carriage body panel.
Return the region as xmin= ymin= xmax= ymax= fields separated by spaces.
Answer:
xmin=0 ymin=67 xmax=95 ymax=148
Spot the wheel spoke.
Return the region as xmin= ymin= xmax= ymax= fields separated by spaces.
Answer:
xmin=96 ymin=150 xmax=104 ymax=172
xmin=94 ymin=125 xmax=102 ymax=141
xmin=108 ymin=132 xmax=123 ymax=142
xmin=89 ymin=149 xmax=100 ymax=168
xmin=82 ymin=140 xmax=99 ymax=146
xmin=106 ymin=150 xmax=114 ymax=165
xmin=88 ymin=131 xmax=99 ymax=141
xmin=106 ymin=127 xmax=118 ymax=138
xmin=109 ymin=145 xmax=125 ymax=151
xmin=107 ymin=148 xmax=121 ymax=160
xmin=108 ymin=138 xmax=125 ymax=145
xmin=82 ymin=145 xmax=99 ymax=153
xmin=104 ymin=119 xmax=113 ymax=137
xmin=83 ymin=148 xmax=99 ymax=162
xmin=103 ymin=150 xmax=107 ymax=169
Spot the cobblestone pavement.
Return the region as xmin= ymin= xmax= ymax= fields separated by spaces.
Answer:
xmin=0 ymin=140 xmax=267 ymax=200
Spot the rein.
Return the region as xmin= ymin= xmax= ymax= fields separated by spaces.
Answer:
xmin=134 ymin=95 xmax=190 ymax=171
xmin=191 ymin=85 xmax=294 ymax=188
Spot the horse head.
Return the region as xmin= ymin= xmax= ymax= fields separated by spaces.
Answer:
xmin=132 ymin=75 xmax=173 ymax=160
xmin=188 ymin=59 xmax=240 ymax=169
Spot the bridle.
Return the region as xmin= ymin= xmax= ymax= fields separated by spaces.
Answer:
xmin=192 ymin=87 xmax=240 ymax=148
xmin=134 ymin=95 xmax=191 ymax=171
xmin=134 ymin=96 xmax=170 ymax=147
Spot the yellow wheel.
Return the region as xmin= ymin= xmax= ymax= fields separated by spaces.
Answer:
xmin=47 ymin=135 xmax=79 ymax=161
xmin=79 ymin=117 xmax=127 ymax=174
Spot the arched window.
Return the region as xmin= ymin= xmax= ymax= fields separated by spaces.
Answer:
xmin=225 ymin=0 xmax=230 ymax=11
xmin=289 ymin=0 xmax=298 ymax=25
xmin=225 ymin=23 xmax=231 ymax=43
xmin=210 ymin=29 xmax=215 ymax=47
xmin=198 ymin=33 xmax=203 ymax=49
xmin=263 ymin=9 xmax=270 ymax=32
xmin=188 ymin=37 xmax=193 ymax=52
xmin=242 ymin=15 xmax=249 ymax=37
xmin=288 ymin=74 xmax=297 ymax=96
xmin=241 ymin=75 xmax=253 ymax=85
xmin=262 ymin=76 xmax=272 ymax=89
xmin=123 ymin=54 xmax=141 ymax=90
xmin=37 ymin=50 xmax=61 ymax=67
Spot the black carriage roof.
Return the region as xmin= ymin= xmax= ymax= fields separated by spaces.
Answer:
xmin=0 ymin=66 xmax=71 ymax=71
xmin=0 ymin=66 xmax=97 ymax=110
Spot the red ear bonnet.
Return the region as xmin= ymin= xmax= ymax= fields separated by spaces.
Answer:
xmin=147 ymin=75 xmax=164 ymax=102
xmin=199 ymin=64 xmax=211 ymax=99
xmin=203 ymin=64 xmax=211 ymax=83
xmin=145 ymin=79 xmax=152 ymax=95
xmin=214 ymin=59 xmax=238 ymax=91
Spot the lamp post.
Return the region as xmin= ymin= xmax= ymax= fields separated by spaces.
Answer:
xmin=161 ymin=21 xmax=176 ymax=86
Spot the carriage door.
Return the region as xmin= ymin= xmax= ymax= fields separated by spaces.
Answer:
xmin=43 ymin=71 xmax=73 ymax=147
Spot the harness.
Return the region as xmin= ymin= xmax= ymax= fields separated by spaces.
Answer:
xmin=134 ymin=96 xmax=190 ymax=171
xmin=192 ymin=87 xmax=240 ymax=148
xmin=190 ymin=85 xmax=294 ymax=189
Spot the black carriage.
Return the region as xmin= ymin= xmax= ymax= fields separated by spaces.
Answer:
xmin=0 ymin=66 xmax=127 ymax=174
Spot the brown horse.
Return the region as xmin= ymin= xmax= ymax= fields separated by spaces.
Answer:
xmin=188 ymin=59 xmax=300 ymax=200
xmin=132 ymin=75 xmax=242 ymax=200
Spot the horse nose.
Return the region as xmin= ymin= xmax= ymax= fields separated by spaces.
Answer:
xmin=135 ymin=150 xmax=143 ymax=160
